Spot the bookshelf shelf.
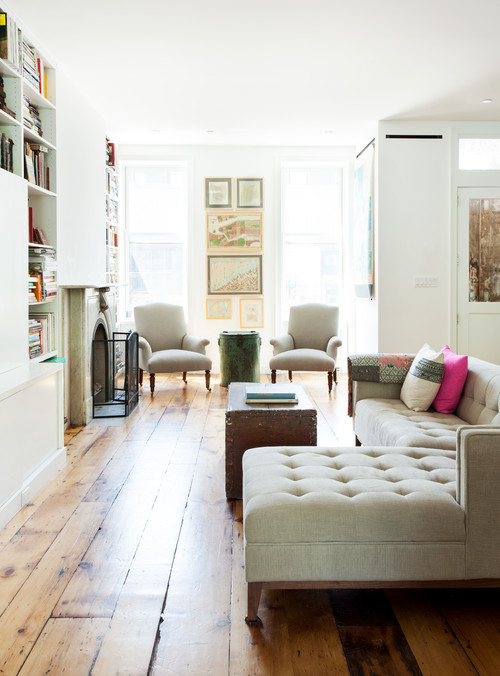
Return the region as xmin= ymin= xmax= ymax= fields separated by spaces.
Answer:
xmin=0 ymin=106 xmax=18 ymax=125
xmin=23 ymin=125 xmax=55 ymax=149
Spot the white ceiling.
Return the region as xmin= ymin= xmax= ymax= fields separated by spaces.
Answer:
xmin=13 ymin=0 xmax=500 ymax=148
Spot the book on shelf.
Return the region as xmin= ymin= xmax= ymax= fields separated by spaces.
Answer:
xmin=0 ymin=131 xmax=14 ymax=172
xmin=29 ymin=312 xmax=56 ymax=357
xmin=0 ymin=11 xmax=22 ymax=71
xmin=24 ymin=141 xmax=50 ymax=189
xmin=0 ymin=75 xmax=16 ymax=119
xmin=32 ymin=226 xmax=49 ymax=245
xmin=245 ymin=384 xmax=297 ymax=399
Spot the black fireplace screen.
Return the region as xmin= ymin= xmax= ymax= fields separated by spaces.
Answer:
xmin=92 ymin=330 xmax=139 ymax=418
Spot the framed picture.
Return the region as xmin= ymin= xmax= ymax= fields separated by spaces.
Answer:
xmin=240 ymin=298 xmax=263 ymax=328
xmin=207 ymin=255 xmax=262 ymax=295
xmin=207 ymin=212 xmax=263 ymax=251
xmin=206 ymin=298 xmax=232 ymax=319
xmin=106 ymin=141 xmax=115 ymax=167
xmin=237 ymin=178 xmax=263 ymax=208
xmin=205 ymin=177 xmax=232 ymax=209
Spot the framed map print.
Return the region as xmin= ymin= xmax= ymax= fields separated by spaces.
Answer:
xmin=236 ymin=178 xmax=263 ymax=208
xmin=240 ymin=298 xmax=263 ymax=328
xmin=206 ymin=298 xmax=231 ymax=319
xmin=205 ymin=177 xmax=232 ymax=209
xmin=207 ymin=255 xmax=262 ymax=295
xmin=207 ymin=212 xmax=263 ymax=251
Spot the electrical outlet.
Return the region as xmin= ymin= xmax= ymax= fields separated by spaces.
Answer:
xmin=414 ymin=276 xmax=438 ymax=288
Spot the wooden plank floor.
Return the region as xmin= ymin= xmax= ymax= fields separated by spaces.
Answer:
xmin=1 ymin=372 xmax=499 ymax=675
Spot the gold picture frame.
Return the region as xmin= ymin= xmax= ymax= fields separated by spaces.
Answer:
xmin=206 ymin=298 xmax=232 ymax=319
xmin=240 ymin=298 xmax=264 ymax=328
xmin=206 ymin=212 xmax=263 ymax=251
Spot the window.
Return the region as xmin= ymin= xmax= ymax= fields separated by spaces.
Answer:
xmin=121 ymin=163 xmax=188 ymax=319
xmin=459 ymin=138 xmax=500 ymax=170
xmin=280 ymin=162 xmax=343 ymax=325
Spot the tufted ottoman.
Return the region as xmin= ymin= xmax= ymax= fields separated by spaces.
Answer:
xmin=243 ymin=444 xmax=467 ymax=624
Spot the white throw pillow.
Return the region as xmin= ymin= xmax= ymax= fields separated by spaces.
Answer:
xmin=400 ymin=344 xmax=445 ymax=411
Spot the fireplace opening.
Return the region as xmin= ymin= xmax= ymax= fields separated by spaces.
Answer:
xmin=92 ymin=330 xmax=139 ymax=418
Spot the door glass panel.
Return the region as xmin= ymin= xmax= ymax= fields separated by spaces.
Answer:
xmin=469 ymin=198 xmax=500 ymax=302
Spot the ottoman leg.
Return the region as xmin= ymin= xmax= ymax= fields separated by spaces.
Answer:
xmin=245 ymin=582 xmax=263 ymax=626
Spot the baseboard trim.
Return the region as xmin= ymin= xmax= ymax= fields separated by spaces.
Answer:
xmin=0 ymin=445 xmax=67 ymax=530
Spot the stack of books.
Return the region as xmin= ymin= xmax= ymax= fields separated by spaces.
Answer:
xmin=0 ymin=75 xmax=16 ymax=118
xmin=0 ymin=131 xmax=14 ymax=172
xmin=21 ymin=37 xmax=40 ymax=92
xmin=245 ymin=385 xmax=298 ymax=404
xmin=28 ymin=317 xmax=42 ymax=357
xmin=22 ymin=97 xmax=43 ymax=135
xmin=0 ymin=10 xmax=22 ymax=71
xmin=30 ymin=312 xmax=56 ymax=356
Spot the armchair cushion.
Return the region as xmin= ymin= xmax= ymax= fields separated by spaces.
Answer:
xmin=149 ymin=349 xmax=211 ymax=374
xmin=270 ymin=348 xmax=336 ymax=372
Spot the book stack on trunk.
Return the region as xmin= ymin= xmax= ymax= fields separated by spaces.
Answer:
xmin=245 ymin=384 xmax=298 ymax=404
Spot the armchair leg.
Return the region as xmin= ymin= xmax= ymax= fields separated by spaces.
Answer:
xmin=139 ymin=368 xmax=143 ymax=386
xmin=182 ymin=371 xmax=188 ymax=384
xmin=328 ymin=371 xmax=333 ymax=393
xmin=333 ymin=368 xmax=338 ymax=384
xmin=271 ymin=369 xmax=277 ymax=384
xmin=150 ymin=373 xmax=155 ymax=394
xmin=288 ymin=370 xmax=293 ymax=383
xmin=205 ymin=370 xmax=211 ymax=391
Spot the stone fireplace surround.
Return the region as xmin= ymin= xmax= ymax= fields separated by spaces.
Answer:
xmin=66 ymin=286 xmax=117 ymax=425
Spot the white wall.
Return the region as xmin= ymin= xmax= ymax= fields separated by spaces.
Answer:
xmin=375 ymin=121 xmax=451 ymax=353
xmin=119 ymin=144 xmax=355 ymax=373
xmin=56 ymin=70 xmax=107 ymax=287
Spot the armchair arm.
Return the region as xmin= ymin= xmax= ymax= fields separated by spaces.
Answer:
xmin=270 ymin=334 xmax=294 ymax=355
xmin=182 ymin=334 xmax=209 ymax=355
xmin=457 ymin=425 xmax=500 ymax=578
xmin=326 ymin=336 xmax=342 ymax=360
xmin=138 ymin=336 xmax=153 ymax=371
xmin=347 ymin=353 xmax=415 ymax=417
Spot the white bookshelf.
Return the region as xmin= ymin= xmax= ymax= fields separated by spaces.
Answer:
xmin=0 ymin=4 xmax=64 ymax=528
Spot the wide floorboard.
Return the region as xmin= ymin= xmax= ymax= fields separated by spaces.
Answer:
xmin=0 ymin=373 xmax=499 ymax=675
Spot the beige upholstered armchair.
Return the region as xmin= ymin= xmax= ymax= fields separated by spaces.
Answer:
xmin=269 ymin=303 xmax=342 ymax=393
xmin=134 ymin=303 xmax=212 ymax=393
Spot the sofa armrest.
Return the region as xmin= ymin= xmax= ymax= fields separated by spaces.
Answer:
xmin=270 ymin=334 xmax=294 ymax=355
xmin=138 ymin=336 xmax=153 ymax=371
xmin=457 ymin=425 xmax=500 ymax=578
xmin=182 ymin=334 xmax=209 ymax=355
xmin=347 ymin=353 xmax=415 ymax=417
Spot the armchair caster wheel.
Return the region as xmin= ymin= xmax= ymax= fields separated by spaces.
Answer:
xmin=245 ymin=615 xmax=263 ymax=627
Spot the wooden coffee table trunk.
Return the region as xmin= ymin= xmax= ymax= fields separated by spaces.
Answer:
xmin=225 ymin=382 xmax=317 ymax=499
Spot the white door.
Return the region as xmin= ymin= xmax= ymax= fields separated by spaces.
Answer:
xmin=457 ymin=187 xmax=500 ymax=362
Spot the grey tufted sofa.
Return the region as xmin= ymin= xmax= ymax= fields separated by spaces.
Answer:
xmin=350 ymin=354 xmax=500 ymax=449
xmin=242 ymin=354 xmax=500 ymax=624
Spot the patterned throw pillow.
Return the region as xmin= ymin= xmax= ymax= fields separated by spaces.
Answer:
xmin=400 ymin=344 xmax=445 ymax=411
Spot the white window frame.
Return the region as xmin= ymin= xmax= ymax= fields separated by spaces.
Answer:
xmin=118 ymin=160 xmax=191 ymax=323
xmin=276 ymin=159 xmax=348 ymax=336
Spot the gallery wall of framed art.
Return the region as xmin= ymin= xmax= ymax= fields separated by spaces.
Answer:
xmin=204 ymin=176 xmax=264 ymax=329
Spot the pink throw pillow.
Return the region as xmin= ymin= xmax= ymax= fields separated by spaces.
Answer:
xmin=432 ymin=345 xmax=468 ymax=414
